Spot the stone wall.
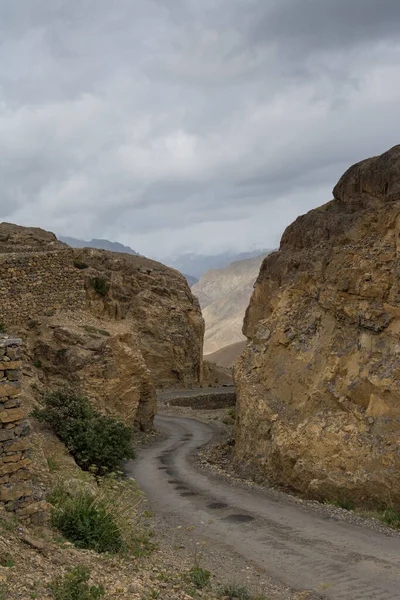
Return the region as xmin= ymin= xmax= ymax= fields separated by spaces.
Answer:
xmin=0 ymin=250 xmax=86 ymax=325
xmin=0 ymin=336 xmax=32 ymax=514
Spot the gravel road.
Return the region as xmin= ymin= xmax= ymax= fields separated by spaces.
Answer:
xmin=129 ymin=414 xmax=400 ymax=600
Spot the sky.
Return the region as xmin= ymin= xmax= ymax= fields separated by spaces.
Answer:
xmin=1 ymin=0 xmax=400 ymax=260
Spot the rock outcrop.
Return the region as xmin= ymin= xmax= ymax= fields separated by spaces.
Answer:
xmin=74 ymin=247 xmax=204 ymax=389
xmin=234 ymin=145 xmax=400 ymax=506
xmin=0 ymin=224 xmax=204 ymax=430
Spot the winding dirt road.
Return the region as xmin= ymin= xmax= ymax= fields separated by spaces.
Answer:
xmin=130 ymin=415 xmax=400 ymax=600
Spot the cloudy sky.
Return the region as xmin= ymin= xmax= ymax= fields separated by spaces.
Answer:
xmin=1 ymin=0 xmax=399 ymax=260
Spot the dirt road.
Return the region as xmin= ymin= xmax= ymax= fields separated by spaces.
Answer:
xmin=130 ymin=415 xmax=400 ymax=600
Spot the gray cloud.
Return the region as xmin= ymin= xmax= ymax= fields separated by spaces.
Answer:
xmin=0 ymin=0 xmax=399 ymax=259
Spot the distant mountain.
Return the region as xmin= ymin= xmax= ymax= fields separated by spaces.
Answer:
xmin=184 ymin=274 xmax=199 ymax=287
xmin=205 ymin=341 xmax=247 ymax=368
xmin=58 ymin=236 xmax=139 ymax=255
xmin=192 ymin=252 xmax=270 ymax=355
xmin=165 ymin=250 xmax=271 ymax=279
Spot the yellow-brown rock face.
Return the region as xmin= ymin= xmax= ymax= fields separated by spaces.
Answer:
xmin=234 ymin=145 xmax=400 ymax=506
xmin=74 ymin=248 xmax=204 ymax=389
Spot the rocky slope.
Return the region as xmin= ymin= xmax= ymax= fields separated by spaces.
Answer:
xmin=192 ymin=254 xmax=267 ymax=355
xmin=205 ymin=341 xmax=246 ymax=368
xmin=234 ymin=145 xmax=400 ymax=506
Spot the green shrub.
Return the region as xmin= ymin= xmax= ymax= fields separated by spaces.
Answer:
xmin=50 ymin=489 xmax=123 ymax=554
xmin=217 ymin=583 xmax=265 ymax=600
xmin=73 ymin=259 xmax=89 ymax=270
xmin=0 ymin=323 xmax=6 ymax=334
xmin=81 ymin=325 xmax=110 ymax=337
xmin=189 ymin=567 xmax=211 ymax=589
xmin=32 ymin=389 xmax=135 ymax=474
xmin=50 ymin=566 xmax=105 ymax=599
xmin=92 ymin=277 xmax=109 ymax=297
xmin=0 ymin=552 xmax=14 ymax=567
xmin=33 ymin=359 xmax=43 ymax=369
xmin=382 ymin=507 xmax=400 ymax=528
xmin=48 ymin=477 xmax=152 ymax=556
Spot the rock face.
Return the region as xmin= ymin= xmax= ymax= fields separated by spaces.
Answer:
xmin=74 ymin=248 xmax=204 ymax=389
xmin=192 ymin=254 xmax=268 ymax=355
xmin=27 ymin=320 xmax=155 ymax=430
xmin=234 ymin=145 xmax=400 ymax=506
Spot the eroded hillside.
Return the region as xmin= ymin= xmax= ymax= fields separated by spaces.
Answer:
xmin=234 ymin=145 xmax=400 ymax=506
xmin=192 ymin=254 xmax=267 ymax=356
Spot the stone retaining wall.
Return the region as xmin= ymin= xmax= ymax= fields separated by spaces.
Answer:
xmin=0 ymin=336 xmax=48 ymax=522
xmin=0 ymin=336 xmax=32 ymax=511
xmin=168 ymin=391 xmax=236 ymax=410
xmin=0 ymin=250 xmax=86 ymax=325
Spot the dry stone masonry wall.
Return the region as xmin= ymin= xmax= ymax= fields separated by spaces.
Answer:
xmin=0 ymin=250 xmax=86 ymax=325
xmin=0 ymin=336 xmax=33 ymax=515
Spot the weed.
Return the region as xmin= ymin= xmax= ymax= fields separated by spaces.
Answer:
xmin=92 ymin=277 xmax=110 ymax=297
xmin=51 ymin=489 xmax=124 ymax=553
xmin=0 ymin=552 xmax=15 ymax=567
xmin=0 ymin=514 xmax=18 ymax=531
xmin=381 ymin=507 xmax=400 ymax=528
xmin=73 ymin=259 xmax=89 ymax=270
xmin=49 ymin=565 xmax=105 ymax=599
xmin=188 ymin=566 xmax=211 ymax=589
xmin=227 ymin=408 xmax=236 ymax=420
xmin=48 ymin=477 xmax=152 ymax=557
xmin=217 ymin=583 xmax=265 ymax=600
xmin=32 ymin=388 xmax=135 ymax=474
xmin=0 ymin=583 xmax=9 ymax=600
xmin=81 ymin=326 xmax=110 ymax=337
xmin=33 ymin=359 xmax=43 ymax=369
xmin=326 ymin=497 xmax=356 ymax=511
xmin=0 ymin=323 xmax=6 ymax=334
xmin=27 ymin=319 xmax=39 ymax=329
xmin=47 ymin=457 xmax=60 ymax=472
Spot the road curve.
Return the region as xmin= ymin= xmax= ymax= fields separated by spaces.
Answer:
xmin=129 ymin=415 xmax=400 ymax=600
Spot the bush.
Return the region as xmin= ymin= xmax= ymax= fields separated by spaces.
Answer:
xmin=92 ymin=277 xmax=109 ymax=297
xmin=217 ymin=583 xmax=262 ymax=600
xmin=73 ymin=259 xmax=89 ymax=270
xmin=382 ymin=507 xmax=400 ymax=528
xmin=48 ymin=477 xmax=152 ymax=556
xmin=32 ymin=389 xmax=135 ymax=475
xmin=50 ymin=566 xmax=105 ymax=599
xmin=0 ymin=323 xmax=6 ymax=334
xmin=50 ymin=489 xmax=124 ymax=554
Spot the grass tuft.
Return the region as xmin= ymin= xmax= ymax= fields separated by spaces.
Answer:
xmin=50 ymin=565 xmax=104 ymax=599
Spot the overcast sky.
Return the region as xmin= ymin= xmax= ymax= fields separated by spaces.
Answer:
xmin=1 ymin=0 xmax=399 ymax=259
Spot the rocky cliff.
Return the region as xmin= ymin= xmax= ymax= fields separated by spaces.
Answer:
xmin=234 ymin=145 xmax=400 ymax=506
xmin=0 ymin=223 xmax=204 ymax=430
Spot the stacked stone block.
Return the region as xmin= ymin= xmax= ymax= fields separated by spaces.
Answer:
xmin=0 ymin=249 xmax=86 ymax=325
xmin=0 ymin=336 xmax=32 ymax=513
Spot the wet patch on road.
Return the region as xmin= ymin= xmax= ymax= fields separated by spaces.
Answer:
xmin=207 ymin=502 xmax=228 ymax=510
xmin=180 ymin=491 xmax=197 ymax=497
xmin=223 ymin=514 xmax=255 ymax=523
